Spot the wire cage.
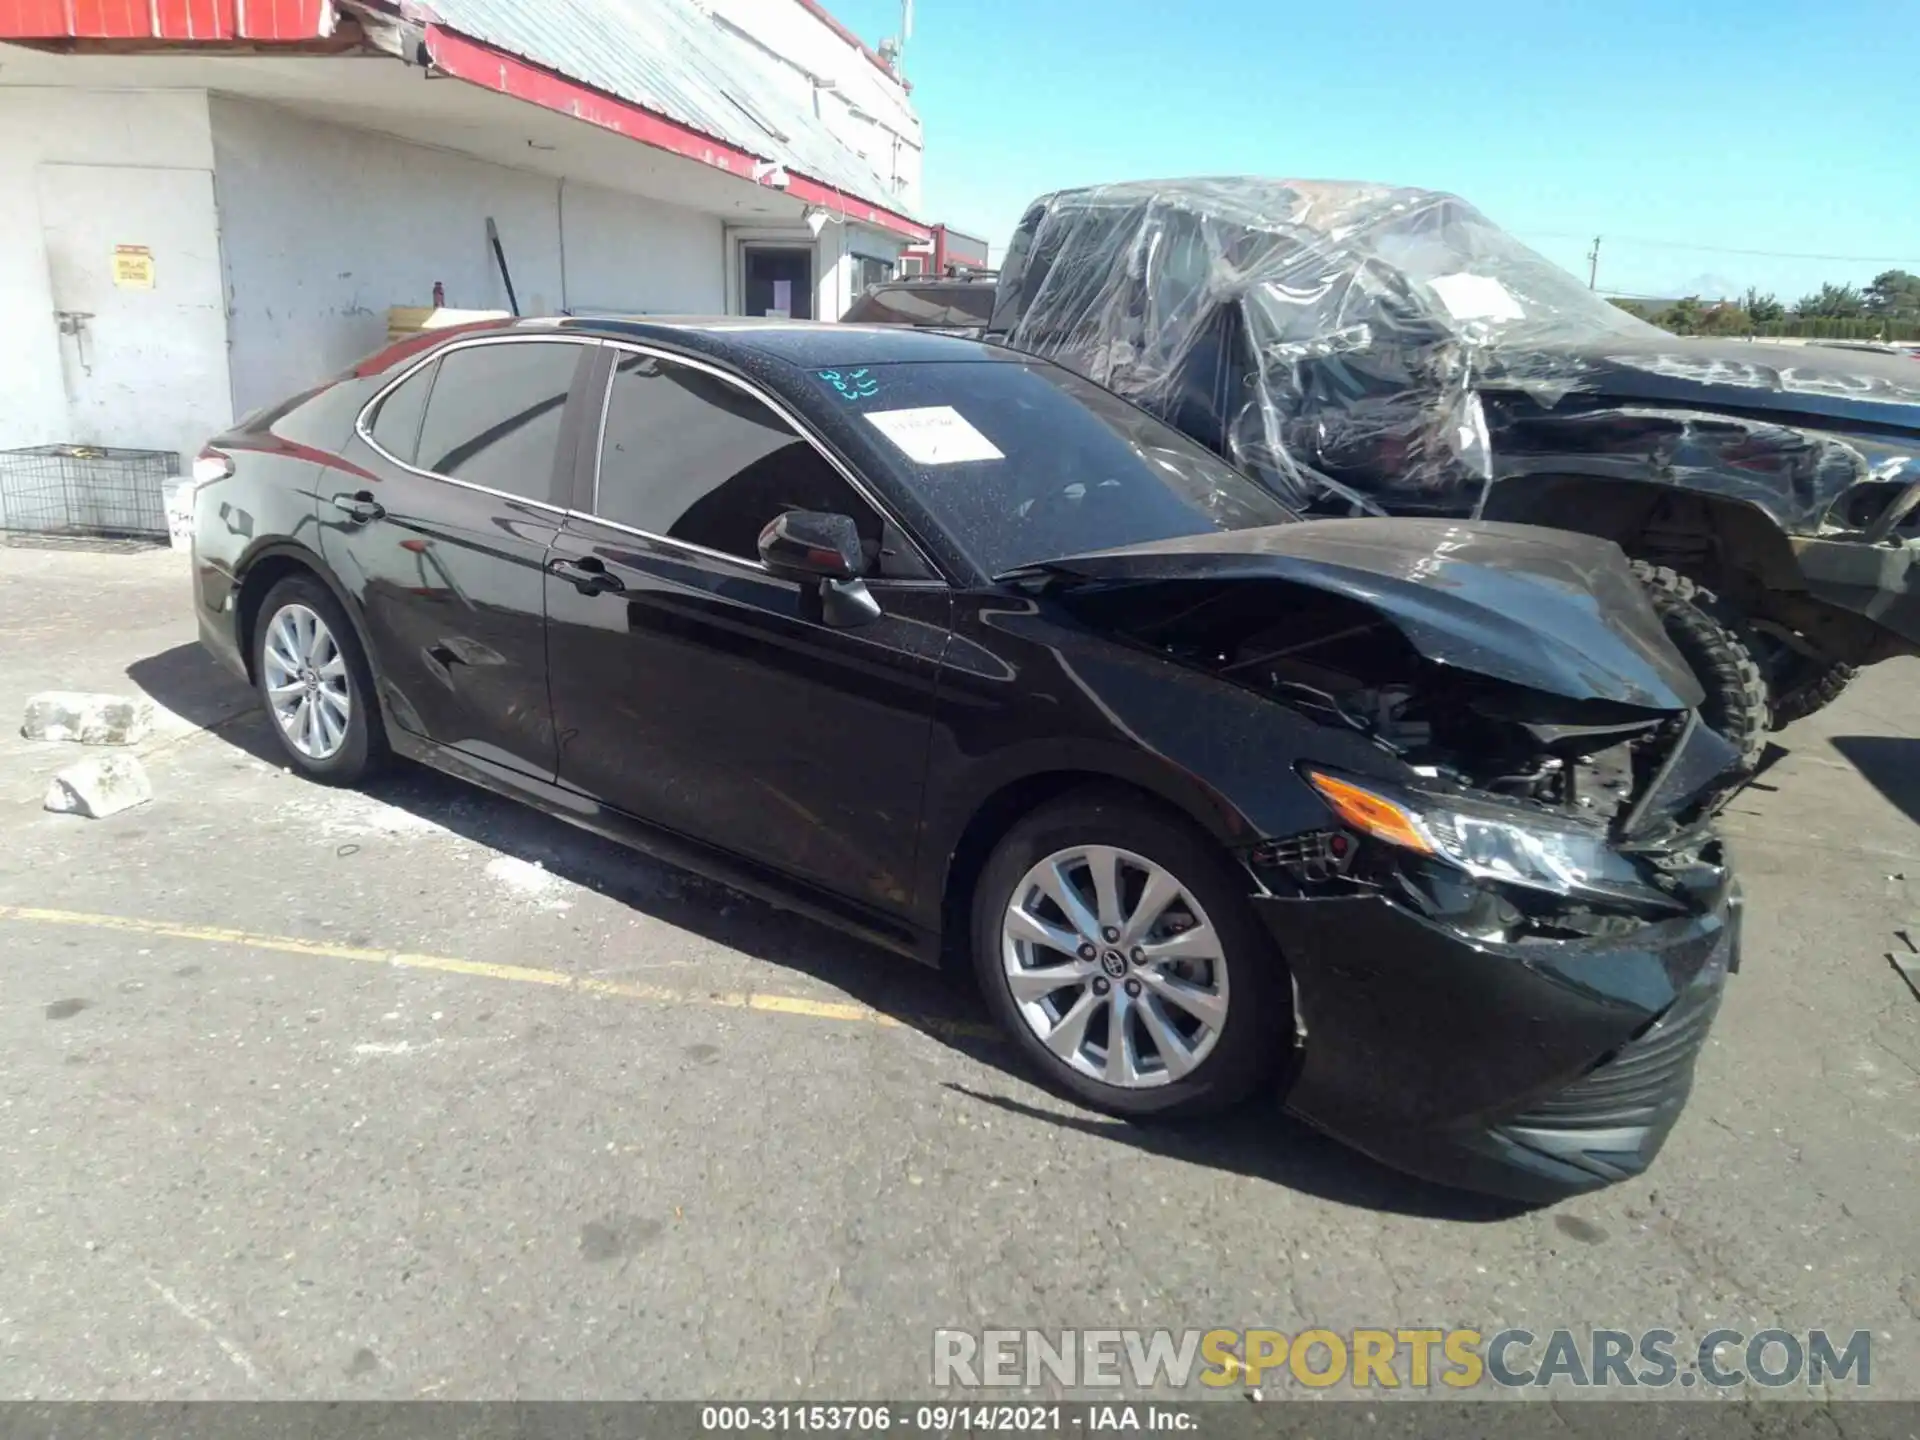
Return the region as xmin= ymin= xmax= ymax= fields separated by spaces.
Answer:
xmin=0 ymin=445 xmax=179 ymax=544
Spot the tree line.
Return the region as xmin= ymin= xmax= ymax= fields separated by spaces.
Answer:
xmin=1611 ymin=268 xmax=1920 ymax=340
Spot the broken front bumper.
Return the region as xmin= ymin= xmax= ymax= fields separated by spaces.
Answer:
xmin=1255 ymin=870 xmax=1739 ymax=1203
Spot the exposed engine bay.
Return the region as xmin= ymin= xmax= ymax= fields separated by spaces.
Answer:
xmin=1054 ymin=574 xmax=1737 ymax=943
xmin=1102 ymin=577 xmax=1707 ymax=826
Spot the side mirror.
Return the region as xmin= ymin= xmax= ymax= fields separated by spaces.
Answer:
xmin=757 ymin=510 xmax=863 ymax=582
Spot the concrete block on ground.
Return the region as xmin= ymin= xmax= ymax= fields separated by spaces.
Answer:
xmin=43 ymin=754 xmax=154 ymax=819
xmin=21 ymin=691 xmax=156 ymax=746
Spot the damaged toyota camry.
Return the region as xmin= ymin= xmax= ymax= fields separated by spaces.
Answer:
xmin=190 ymin=317 xmax=1741 ymax=1200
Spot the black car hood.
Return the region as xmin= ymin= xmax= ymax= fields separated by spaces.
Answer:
xmin=1011 ymin=518 xmax=1706 ymax=711
xmin=1507 ymin=337 xmax=1920 ymax=433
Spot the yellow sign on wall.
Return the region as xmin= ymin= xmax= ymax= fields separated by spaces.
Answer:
xmin=113 ymin=244 xmax=154 ymax=289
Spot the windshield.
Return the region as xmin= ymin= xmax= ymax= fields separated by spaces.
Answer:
xmin=812 ymin=359 xmax=1296 ymax=576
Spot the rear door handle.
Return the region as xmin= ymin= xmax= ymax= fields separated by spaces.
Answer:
xmin=330 ymin=492 xmax=385 ymax=524
xmin=549 ymin=556 xmax=625 ymax=596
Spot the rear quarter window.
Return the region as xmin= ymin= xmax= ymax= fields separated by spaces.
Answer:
xmin=365 ymin=361 xmax=435 ymax=466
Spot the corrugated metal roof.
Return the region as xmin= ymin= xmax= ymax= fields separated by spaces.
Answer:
xmin=419 ymin=0 xmax=916 ymax=218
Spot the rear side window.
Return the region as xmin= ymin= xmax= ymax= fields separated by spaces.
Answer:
xmin=412 ymin=341 xmax=587 ymax=503
xmin=593 ymin=351 xmax=886 ymax=567
xmin=366 ymin=361 xmax=434 ymax=465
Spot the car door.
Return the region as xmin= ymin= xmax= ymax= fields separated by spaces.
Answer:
xmin=325 ymin=334 xmax=599 ymax=781
xmin=544 ymin=345 xmax=952 ymax=916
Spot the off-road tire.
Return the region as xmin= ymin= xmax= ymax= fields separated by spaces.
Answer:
xmin=1629 ymin=561 xmax=1770 ymax=776
xmin=1767 ymin=658 xmax=1857 ymax=729
xmin=971 ymin=786 xmax=1289 ymax=1120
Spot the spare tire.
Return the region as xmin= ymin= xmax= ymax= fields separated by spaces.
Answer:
xmin=1630 ymin=561 xmax=1770 ymax=777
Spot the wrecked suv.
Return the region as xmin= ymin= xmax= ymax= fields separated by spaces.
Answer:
xmin=989 ymin=179 xmax=1920 ymax=772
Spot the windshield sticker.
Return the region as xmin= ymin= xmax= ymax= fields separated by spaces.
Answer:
xmin=817 ymin=368 xmax=880 ymax=401
xmin=864 ymin=406 xmax=1005 ymax=465
xmin=1428 ymin=272 xmax=1525 ymax=322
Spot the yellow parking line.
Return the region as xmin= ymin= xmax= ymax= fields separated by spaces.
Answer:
xmin=0 ymin=903 xmax=995 ymax=1038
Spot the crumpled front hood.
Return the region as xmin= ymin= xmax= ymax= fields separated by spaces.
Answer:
xmin=1533 ymin=337 xmax=1920 ymax=433
xmin=1013 ymin=517 xmax=1707 ymax=711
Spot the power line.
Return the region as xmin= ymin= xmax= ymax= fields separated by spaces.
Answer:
xmin=1525 ymin=231 xmax=1920 ymax=265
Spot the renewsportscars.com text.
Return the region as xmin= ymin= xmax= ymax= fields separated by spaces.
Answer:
xmin=932 ymin=1327 xmax=1872 ymax=1391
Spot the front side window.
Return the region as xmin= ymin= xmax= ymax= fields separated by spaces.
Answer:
xmin=412 ymin=341 xmax=587 ymax=502
xmin=593 ymin=351 xmax=889 ymax=569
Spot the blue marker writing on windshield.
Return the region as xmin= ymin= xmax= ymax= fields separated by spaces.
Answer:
xmin=818 ymin=368 xmax=880 ymax=401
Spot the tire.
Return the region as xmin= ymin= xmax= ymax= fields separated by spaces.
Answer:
xmin=1630 ymin=561 xmax=1770 ymax=776
xmin=1765 ymin=655 xmax=1857 ymax=729
xmin=253 ymin=573 xmax=388 ymax=786
xmin=970 ymin=786 xmax=1288 ymax=1119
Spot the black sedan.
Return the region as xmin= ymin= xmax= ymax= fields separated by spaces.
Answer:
xmin=189 ymin=317 xmax=1741 ymax=1201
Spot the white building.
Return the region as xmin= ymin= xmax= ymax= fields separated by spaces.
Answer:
xmin=0 ymin=0 xmax=927 ymax=477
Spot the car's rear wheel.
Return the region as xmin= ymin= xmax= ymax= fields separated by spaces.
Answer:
xmin=1630 ymin=561 xmax=1770 ymax=776
xmin=254 ymin=574 xmax=387 ymax=785
xmin=971 ymin=788 xmax=1287 ymax=1118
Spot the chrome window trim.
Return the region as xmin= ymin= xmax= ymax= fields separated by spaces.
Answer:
xmin=586 ymin=339 xmax=949 ymax=585
xmin=353 ymin=332 xmax=605 ymax=515
xmin=555 ymin=507 xmax=948 ymax=591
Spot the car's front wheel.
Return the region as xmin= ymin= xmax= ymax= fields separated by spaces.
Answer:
xmin=972 ymin=789 xmax=1288 ymax=1118
xmin=253 ymin=573 xmax=388 ymax=785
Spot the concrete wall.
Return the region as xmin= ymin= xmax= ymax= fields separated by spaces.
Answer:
xmin=1 ymin=84 xmax=871 ymax=479
xmin=210 ymin=97 xmax=729 ymax=420
xmin=211 ymin=95 xmax=560 ymax=420
xmin=557 ymin=178 xmax=723 ymax=318
xmin=0 ymin=87 xmax=223 ymax=461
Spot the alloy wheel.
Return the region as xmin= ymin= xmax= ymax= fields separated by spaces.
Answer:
xmin=262 ymin=603 xmax=352 ymax=761
xmin=1001 ymin=845 xmax=1229 ymax=1088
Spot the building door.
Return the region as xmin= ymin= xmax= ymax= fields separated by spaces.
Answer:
xmin=741 ymin=245 xmax=814 ymax=319
xmin=35 ymin=163 xmax=232 ymax=470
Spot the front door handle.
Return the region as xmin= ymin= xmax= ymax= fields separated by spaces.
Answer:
xmin=549 ymin=556 xmax=625 ymax=596
xmin=330 ymin=492 xmax=386 ymax=524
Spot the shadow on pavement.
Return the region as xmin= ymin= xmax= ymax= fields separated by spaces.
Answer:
xmin=128 ymin=641 xmax=1520 ymax=1222
xmin=943 ymin=1085 xmax=1534 ymax=1223
xmin=127 ymin=641 xmax=258 ymax=733
xmin=1829 ymin=736 xmax=1920 ymax=826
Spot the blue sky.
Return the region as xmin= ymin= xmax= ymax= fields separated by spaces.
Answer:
xmin=830 ymin=0 xmax=1918 ymax=303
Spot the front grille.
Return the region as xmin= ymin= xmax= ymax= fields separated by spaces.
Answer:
xmin=1513 ymin=983 xmax=1722 ymax=1130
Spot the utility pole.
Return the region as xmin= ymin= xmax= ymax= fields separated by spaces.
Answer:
xmin=1587 ymin=236 xmax=1602 ymax=290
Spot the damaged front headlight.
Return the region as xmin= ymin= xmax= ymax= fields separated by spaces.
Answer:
xmin=1304 ymin=769 xmax=1659 ymax=903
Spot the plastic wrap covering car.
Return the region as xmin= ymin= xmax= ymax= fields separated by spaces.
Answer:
xmin=990 ymin=179 xmax=1920 ymax=533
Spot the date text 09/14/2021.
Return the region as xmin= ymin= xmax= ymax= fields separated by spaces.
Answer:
xmin=701 ymin=1406 xmax=1189 ymax=1432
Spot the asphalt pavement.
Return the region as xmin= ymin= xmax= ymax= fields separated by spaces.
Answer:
xmin=0 ymin=543 xmax=1914 ymax=1403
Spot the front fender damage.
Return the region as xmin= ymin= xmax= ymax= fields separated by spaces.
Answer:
xmin=1021 ymin=516 xmax=1743 ymax=1198
xmin=1016 ymin=517 xmax=1735 ymax=840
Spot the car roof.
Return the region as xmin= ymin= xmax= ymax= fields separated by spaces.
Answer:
xmin=447 ymin=314 xmax=1015 ymax=369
